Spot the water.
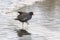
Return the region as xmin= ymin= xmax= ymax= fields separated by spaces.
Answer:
xmin=0 ymin=0 xmax=60 ymax=40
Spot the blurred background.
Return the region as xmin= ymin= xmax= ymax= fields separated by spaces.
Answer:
xmin=0 ymin=0 xmax=60 ymax=40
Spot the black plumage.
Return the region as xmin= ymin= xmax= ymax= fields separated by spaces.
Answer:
xmin=15 ymin=11 xmax=33 ymax=29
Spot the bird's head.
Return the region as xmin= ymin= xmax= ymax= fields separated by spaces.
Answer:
xmin=29 ymin=12 xmax=34 ymax=15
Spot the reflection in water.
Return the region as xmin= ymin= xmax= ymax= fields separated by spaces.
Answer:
xmin=19 ymin=34 xmax=46 ymax=40
xmin=19 ymin=35 xmax=31 ymax=40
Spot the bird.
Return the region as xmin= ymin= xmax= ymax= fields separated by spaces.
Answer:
xmin=15 ymin=11 xmax=34 ymax=29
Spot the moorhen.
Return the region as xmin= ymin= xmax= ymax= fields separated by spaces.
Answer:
xmin=15 ymin=11 xmax=33 ymax=29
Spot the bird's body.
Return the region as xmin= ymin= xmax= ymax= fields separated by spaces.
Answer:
xmin=16 ymin=12 xmax=32 ymax=22
xmin=15 ymin=11 xmax=33 ymax=29
xmin=15 ymin=12 xmax=33 ymax=22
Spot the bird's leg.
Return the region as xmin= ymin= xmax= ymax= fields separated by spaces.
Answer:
xmin=26 ymin=22 xmax=29 ymax=25
xmin=25 ymin=22 xmax=29 ymax=30
xmin=22 ymin=22 xmax=24 ymax=29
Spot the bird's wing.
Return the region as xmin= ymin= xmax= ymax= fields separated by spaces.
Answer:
xmin=21 ymin=14 xmax=29 ymax=20
xmin=22 ymin=14 xmax=32 ymax=21
xmin=17 ymin=14 xmax=28 ymax=20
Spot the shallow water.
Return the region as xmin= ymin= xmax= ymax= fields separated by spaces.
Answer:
xmin=0 ymin=0 xmax=60 ymax=40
